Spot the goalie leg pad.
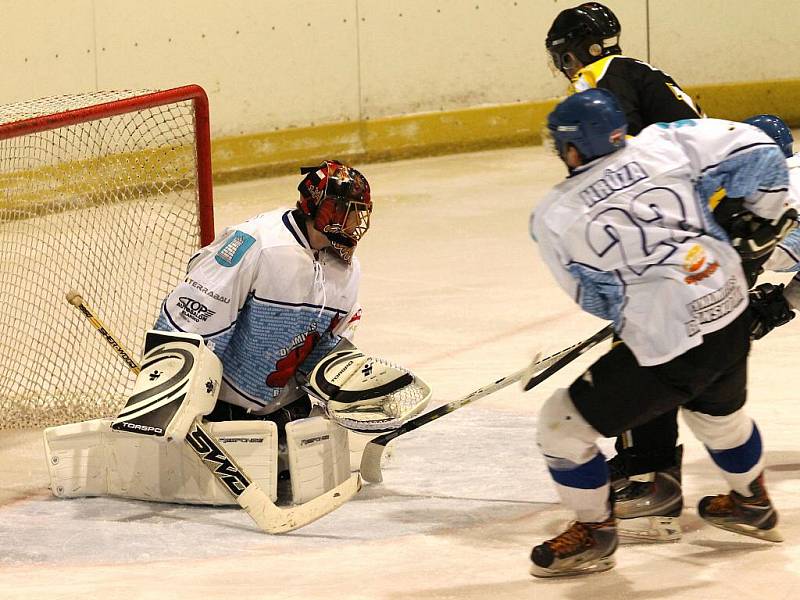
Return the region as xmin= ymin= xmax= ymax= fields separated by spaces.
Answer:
xmin=286 ymin=416 xmax=350 ymax=504
xmin=185 ymin=420 xmax=279 ymax=504
xmin=44 ymin=418 xmax=278 ymax=504
xmin=347 ymin=429 xmax=393 ymax=472
xmin=45 ymin=419 xmax=112 ymax=498
xmin=112 ymin=330 xmax=222 ymax=443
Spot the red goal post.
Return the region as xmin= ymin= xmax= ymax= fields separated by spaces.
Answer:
xmin=0 ymin=84 xmax=215 ymax=429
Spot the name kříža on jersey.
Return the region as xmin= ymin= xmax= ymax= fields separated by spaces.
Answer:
xmin=580 ymin=162 xmax=649 ymax=207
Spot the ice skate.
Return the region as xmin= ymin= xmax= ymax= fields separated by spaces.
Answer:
xmin=613 ymin=467 xmax=683 ymax=542
xmin=698 ymin=472 xmax=782 ymax=542
xmin=530 ymin=517 xmax=618 ymax=578
xmin=609 ymin=446 xmax=683 ymax=542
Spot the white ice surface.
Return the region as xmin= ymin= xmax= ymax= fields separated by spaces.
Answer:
xmin=3 ymin=145 xmax=800 ymax=600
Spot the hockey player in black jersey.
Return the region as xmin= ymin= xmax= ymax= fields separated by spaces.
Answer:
xmin=545 ymin=2 xmax=705 ymax=541
xmin=546 ymin=2 xmax=702 ymax=134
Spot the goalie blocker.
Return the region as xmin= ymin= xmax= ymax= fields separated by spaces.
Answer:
xmin=44 ymin=330 xmax=351 ymax=506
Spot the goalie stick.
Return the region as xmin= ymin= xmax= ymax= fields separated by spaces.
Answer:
xmin=359 ymin=324 xmax=614 ymax=483
xmin=66 ymin=290 xmax=361 ymax=533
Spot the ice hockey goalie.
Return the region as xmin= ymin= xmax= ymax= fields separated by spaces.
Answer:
xmin=43 ymin=331 xmax=430 ymax=507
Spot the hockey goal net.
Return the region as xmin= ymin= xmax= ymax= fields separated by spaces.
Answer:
xmin=0 ymin=85 xmax=214 ymax=430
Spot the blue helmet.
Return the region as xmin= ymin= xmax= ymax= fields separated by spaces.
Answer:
xmin=743 ymin=114 xmax=793 ymax=158
xmin=547 ymin=88 xmax=628 ymax=162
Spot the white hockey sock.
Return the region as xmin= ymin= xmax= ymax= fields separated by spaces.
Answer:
xmin=538 ymin=388 xmax=610 ymax=522
xmin=682 ymin=408 xmax=764 ymax=496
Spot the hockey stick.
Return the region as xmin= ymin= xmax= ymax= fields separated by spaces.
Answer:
xmin=359 ymin=324 xmax=614 ymax=483
xmin=522 ymin=324 xmax=614 ymax=391
xmin=66 ymin=290 xmax=361 ymax=533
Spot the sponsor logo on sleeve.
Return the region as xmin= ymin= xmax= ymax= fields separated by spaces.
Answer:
xmin=177 ymin=296 xmax=216 ymax=322
xmin=215 ymin=230 xmax=256 ymax=267
xmin=185 ymin=277 xmax=231 ymax=304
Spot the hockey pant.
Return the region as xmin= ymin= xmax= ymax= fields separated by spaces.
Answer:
xmin=537 ymin=312 xmax=763 ymax=518
xmin=538 ymin=389 xmax=764 ymax=521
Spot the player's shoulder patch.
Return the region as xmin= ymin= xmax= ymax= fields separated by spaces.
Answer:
xmin=215 ymin=230 xmax=256 ymax=267
xmin=572 ymin=55 xmax=617 ymax=90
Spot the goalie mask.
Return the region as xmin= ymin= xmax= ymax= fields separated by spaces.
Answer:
xmin=301 ymin=347 xmax=431 ymax=434
xmin=297 ymin=160 xmax=372 ymax=263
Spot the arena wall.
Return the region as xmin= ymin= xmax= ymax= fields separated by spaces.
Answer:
xmin=2 ymin=1 xmax=797 ymax=179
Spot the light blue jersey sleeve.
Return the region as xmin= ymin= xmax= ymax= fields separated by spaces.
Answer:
xmin=764 ymin=228 xmax=800 ymax=272
xmin=532 ymin=199 xmax=624 ymax=326
xmin=567 ymin=264 xmax=625 ymax=327
xmin=154 ymin=226 xmax=259 ymax=358
xmin=668 ymin=119 xmax=790 ymax=221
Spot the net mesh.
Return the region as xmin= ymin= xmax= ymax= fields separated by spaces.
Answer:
xmin=0 ymin=89 xmax=210 ymax=430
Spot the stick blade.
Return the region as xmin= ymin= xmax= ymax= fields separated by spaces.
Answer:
xmin=240 ymin=473 xmax=362 ymax=533
xmin=520 ymin=352 xmax=543 ymax=391
xmin=359 ymin=440 xmax=387 ymax=483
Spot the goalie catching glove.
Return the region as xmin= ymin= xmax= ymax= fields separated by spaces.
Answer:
xmin=301 ymin=345 xmax=431 ymax=433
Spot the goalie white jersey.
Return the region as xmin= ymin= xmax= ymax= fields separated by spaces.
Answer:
xmin=155 ymin=208 xmax=362 ymax=414
xmin=532 ymin=118 xmax=789 ymax=366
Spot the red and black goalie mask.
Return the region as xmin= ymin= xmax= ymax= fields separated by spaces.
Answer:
xmin=297 ymin=160 xmax=372 ymax=263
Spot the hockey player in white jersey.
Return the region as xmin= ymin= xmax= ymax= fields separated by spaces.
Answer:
xmin=154 ymin=158 xmax=428 ymax=460
xmin=156 ymin=159 xmax=370 ymax=424
xmin=46 ymin=160 xmax=372 ymax=507
xmin=45 ymin=161 xmax=430 ymax=513
xmin=746 ymin=114 xmax=800 ymax=274
xmin=738 ymin=114 xmax=800 ymax=339
xmin=605 ymin=114 xmax=798 ymax=542
xmin=529 ymin=89 xmax=793 ymax=578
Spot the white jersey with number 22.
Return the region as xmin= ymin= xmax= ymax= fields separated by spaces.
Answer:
xmin=533 ymin=118 xmax=789 ymax=365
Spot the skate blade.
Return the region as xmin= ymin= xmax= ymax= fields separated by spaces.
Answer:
xmin=706 ymin=520 xmax=783 ymax=543
xmin=530 ymin=556 xmax=616 ymax=578
xmin=618 ymin=516 xmax=681 ymax=543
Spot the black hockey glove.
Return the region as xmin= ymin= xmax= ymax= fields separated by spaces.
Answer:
xmin=749 ymin=282 xmax=796 ymax=340
xmin=713 ymin=197 xmax=797 ymax=260
xmin=740 ymin=257 xmax=768 ymax=289
xmin=713 ymin=197 xmax=797 ymax=286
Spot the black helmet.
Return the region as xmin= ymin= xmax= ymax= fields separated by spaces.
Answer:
xmin=545 ymin=3 xmax=621 ymax=77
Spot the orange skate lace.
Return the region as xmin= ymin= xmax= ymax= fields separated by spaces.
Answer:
xmin=706 ymin=494 xmax=734 ymax=513
xmin=547 ymin=522 xmax=594 ymax=555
